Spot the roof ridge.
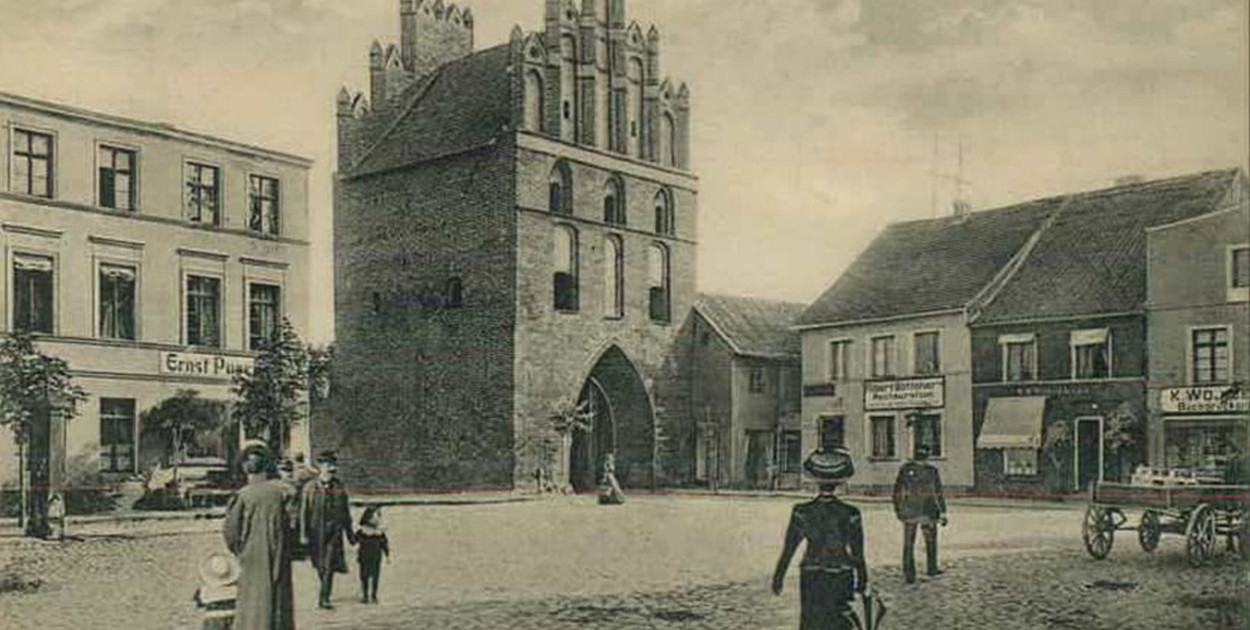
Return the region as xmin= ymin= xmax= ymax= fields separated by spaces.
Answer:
xmin=967 ymin=197 xmax=1071 ymax=322
xmin=348 ymin=69 xmax=445 ymax=173
xmin=696 ymin=292 xmax=808 ymax=308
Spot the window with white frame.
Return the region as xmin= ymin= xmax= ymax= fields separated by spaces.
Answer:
xmin=914 ymin=331 xmax=940 ymax=375
xmin=911 ymin=412 xmax=942 ymax=458
xmin=1230 ymin=246 xmax=1249 ymax=301
xmin=870 ymin=335 xmax=895 ymax=378
xmin=13 ymin=254 xmax=54 ymax=333
xmin=98 ymin=145 xmax=136 ymax=210
xmin=248 ymin=283 xmax=280 ymax=350
xmin=1004 ymin=448 xmax=1038 ymax=476
xmin=1071 ymin=328 xmax=1111 ymax=379
xmin=749 ymin=367 xmax=766 ymax=394
xmin=870 ymin=415 xmax=896 ymax=459
xmin=98 ymin=264 xmax=136 ymax=340
xmin=1191 ymin=327 xmax=1230 ymax=384
xmin=827 ymin=339 xmax=851 ymax=381
xmin=99 ymin=398 xmax=135 ymax=473
xmin=12 ymin=128 xmax=53 ymax=197
xmin=1000 ymin=334 xmax=1037 ymax=382
xmin=185 ymin=275 xmax=222 ymax=347
xmin=185 ymin=162 xmax=220 ymax=226
xmin=248 ymin=175 xmax=280 ymax=236
xmin=780 ymin=431 xmax=802 ymax=473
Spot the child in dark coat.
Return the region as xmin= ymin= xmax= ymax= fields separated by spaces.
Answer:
xmin=356 ymin=506 xmax=390 ymax=603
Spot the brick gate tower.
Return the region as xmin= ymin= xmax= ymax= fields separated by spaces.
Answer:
xmin=329 ymin=0 xmax=696 ymax=491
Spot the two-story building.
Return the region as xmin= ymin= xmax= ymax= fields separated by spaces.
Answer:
xmin=0 ymin=92 xmax=312 ymax=491
xmin=1145 ymin=188 xmax=1249 ymax=474
xmin=970 ymin=170 xmax=1244 ymax=495
xmin=683 ymin=294 xmax=804 ymax=490
xmin=796 ymin=198 xmax=1060 ymax=492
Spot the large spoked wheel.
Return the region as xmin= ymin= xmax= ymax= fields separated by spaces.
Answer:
xmin=1083 ymin=506 xmax=1116 ymax=559
xmin=1185 ymin=504 xmax=1217 ymax=567
xmin=1139 ymin=510 xmax=1162 ymax=553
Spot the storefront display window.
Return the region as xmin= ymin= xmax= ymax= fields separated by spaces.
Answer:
xmin=1004 ymin=448 xmax=1038 ymax=476
xmin=1164 ymin=420 xmax=1247 ymax=471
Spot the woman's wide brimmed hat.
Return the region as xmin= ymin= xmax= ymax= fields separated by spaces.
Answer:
xmin=199 ymin=552 xmax=241 ymax=587
xmin=240 ymin=439 xmax=270 ymax=460
xmin=804 ymin=447 xmax=855 ymax=481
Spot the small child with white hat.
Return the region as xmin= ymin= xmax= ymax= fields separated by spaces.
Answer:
xmin=193 ymin=552 xmax=240 ymax=630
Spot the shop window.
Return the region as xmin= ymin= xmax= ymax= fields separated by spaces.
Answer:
xmin=827 ymin=339 xmax=851 ymax=381
xmin=870 ymin=335 xmax=895 ymax=378
xmin=99 ymin=398 xmax=135 ymax=473
xmin=1191 ymin=327 xmax=1229 ymax=384
xmin=98 ymin=145 xmax=136 ymax=210
xmin=1000 ymin=334 xmax=1037 ymax=382
xmin=13 ymin=254 xmax=54 ymax=334
xmin=819 ymin=415 xmax=845 ymax=451
xmin=870 ymin=415 xmax=896 ymax=459
xmin=914 ymin=331 xmax=940 ymax=375
xmin=248 ymin=283 xmax=280 ymax=350
xmin=185 ymin=275 xmax=221 ymax=347
xmin=12 ymin=128 xmax=53 ymax=197
xmin=553 ymin=225 xmax=579 ymax=311
xmin=99 ymin=264 xmax=136 ymax=340
xmin=911 ymin=413 xmax=943 ymax=458
xmin=1165 ymin=421 xmax=1246 ymax=470
xmin=1004 ymin=448 xmax=1038 ymax=476
xmin=749 ymin=367 xmax=766 ymax=394
xmin=1071 ymin=329 xmax=1111 ymax=379
xmin=780 ymin=431 xmax=803 ymax=473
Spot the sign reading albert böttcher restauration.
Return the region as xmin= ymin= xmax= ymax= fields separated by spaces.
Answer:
xmin=1161 ymin=386 xmax=1249 ymax=414
xmin=160 ymin=351 xmax=254 ymax=380
xmin=864 ymin=377 xmax=945 ymax=411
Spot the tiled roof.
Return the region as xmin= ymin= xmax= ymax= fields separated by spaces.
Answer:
xmin=972 ymin=169 xmax=1242 ymax=324
xmin=350 ymin=44 xmax=513 ymax=176
xmin=695 ymin=294 xmax=807 ymax=360
xmin=797 ymin=199 xmax=1060 ymax=327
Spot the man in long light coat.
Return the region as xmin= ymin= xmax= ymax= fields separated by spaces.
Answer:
xmin=301 ymin=451 xmax=355 ymax=609
xmin=222 ymin=442 xmax=295 ymax=630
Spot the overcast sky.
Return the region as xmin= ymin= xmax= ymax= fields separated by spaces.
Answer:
xmin=1 ymin=0 xmax=1246 ymax=343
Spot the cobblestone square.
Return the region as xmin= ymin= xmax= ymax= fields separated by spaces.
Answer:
xmin=1 ymin=496 xmax=1245 ymax=629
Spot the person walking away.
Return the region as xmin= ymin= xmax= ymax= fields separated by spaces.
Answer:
xmin=222 ymin=441 xmax=295 ymax=630
xmin=302 ymin=450 xmax=356 ymax=610
xmin=193 ymin=552 xmax=241 ymax=630
xmin=892 ymin=443 xmax=947 ymax=584
xmin=772 ymin=448 xmax=869 ymax=630
xmin=355 ymin=505 xmax=390 ymax=603
xmin=275 ymin=460 xmax=306 ymax=562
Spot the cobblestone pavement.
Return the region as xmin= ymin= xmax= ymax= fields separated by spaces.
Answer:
xmin=1 ymin=496 xmax=1245 ymax=629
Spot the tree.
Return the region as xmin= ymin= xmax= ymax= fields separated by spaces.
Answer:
xmin=232 ymin=318 xmax=309 ymax=455
xmin=139 ymin=390 xmax=228 ymax=465
xmin=0 ymin=331 xmax=87 ymax=537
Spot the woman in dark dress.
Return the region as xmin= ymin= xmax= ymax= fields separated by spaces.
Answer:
xmin=772 ymin=448 xmax=868 ymax=630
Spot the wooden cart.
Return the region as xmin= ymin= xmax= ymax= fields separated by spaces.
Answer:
xmin=1081 ymin=481 xmax=1250 ymax=566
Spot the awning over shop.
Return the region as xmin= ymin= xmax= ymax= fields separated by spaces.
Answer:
xmin=978 ymin=396 xmax=1047 ymax=449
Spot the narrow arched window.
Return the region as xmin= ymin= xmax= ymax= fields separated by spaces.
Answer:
xmin=654 ymin=188 xmax=674 ymax=235
xmin=648 ymin=243 xmax=670 ymax=322
xmin=444 ymin=277 xmax=463 ymax=308
xmin=548 ymin=161 xmax=573 ymax=214
xmin=627 ymin=58 xmax=644 ymax=157
xmin=524 ymin=70 xmax=544 ymax=132
xmin=604 ymin=176 xmax=626 ymax=225
xmin=560 ymin=34 xmax=578 ymax=142
xmin=553 ymin=225 xmax=579 ymax=311
xmin=662 ymin=112 xmax=677 ymax=167
xmin=604 ymin=235 xmax=624 ymax=318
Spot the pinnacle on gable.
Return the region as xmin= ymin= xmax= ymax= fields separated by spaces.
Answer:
xmin=510 ymin=25 xmax=525 ymax=42
xmin=336 ymin=86 xmax=352 ymax=104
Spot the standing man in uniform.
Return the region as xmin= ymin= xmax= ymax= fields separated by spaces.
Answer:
xmin=301 ymin=451 xmax=356 ymax=609
xmin=772 ymin=447 xmax=868 ymax=630
xmin=222 ymin=440 xmax=295 ymax=630
xmin=892 ymin=443 xmax=947 ymax=584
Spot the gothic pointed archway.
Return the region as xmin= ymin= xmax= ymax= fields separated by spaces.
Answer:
xmin=568 ymin=345 xmax=654 ymax=492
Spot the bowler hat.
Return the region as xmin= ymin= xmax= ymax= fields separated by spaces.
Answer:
xmin=199 ymin=552 xmax=241 ymax=587
xmin=804 ymin=447 xmax=855 ymax=481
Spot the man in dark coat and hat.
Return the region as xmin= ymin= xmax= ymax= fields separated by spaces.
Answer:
xmin=301 ymin=450 xmax=356 ymax=609
xmin=772 ymin=448 xmax=873 ymax=630
xmin=892 ymin=443 xmax=947 ymax=583
xmin=222 ymin=440 xmax=295 ymax=630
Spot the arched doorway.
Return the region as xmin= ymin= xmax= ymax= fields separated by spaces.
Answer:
xmin=568 ymin=346 xmax=654 ymax=492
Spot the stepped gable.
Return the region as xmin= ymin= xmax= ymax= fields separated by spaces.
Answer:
xmin=695 ymin=293 xmax=807 ymax=359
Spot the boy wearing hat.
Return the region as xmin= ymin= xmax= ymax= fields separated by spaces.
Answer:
xmin=194 ymin=552 xmax=240 ymax=630
xmin=892 ymin=443 xmax=947 ymax=584
xmin=301 ymin=450 xmax=356 ymax=609
xmin=772 ymin=448 xmax=869 ymax=630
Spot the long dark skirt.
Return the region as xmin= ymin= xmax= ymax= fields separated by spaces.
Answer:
xmin=799 ymin=567 xmax=856 ymax=630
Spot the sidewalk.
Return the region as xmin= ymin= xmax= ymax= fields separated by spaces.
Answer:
xmin=659 ymin=487 xmax=1087 ymax=511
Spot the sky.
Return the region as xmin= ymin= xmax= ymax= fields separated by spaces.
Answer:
xmin=0 ymin=0 xmax=1246 ymax=343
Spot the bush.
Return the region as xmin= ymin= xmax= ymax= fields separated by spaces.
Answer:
xmin=0 ymin=487 xmax=116 ymax=518
xmin=0 ymin=490 xmax=18 ymax=518
xmin=132 ymin=489 xmax=187 ymax=512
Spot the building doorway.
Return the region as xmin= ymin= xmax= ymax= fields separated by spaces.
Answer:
xmin=568 ymin=346 xmax=655 ymax=492
xmin=819 ymin=415 xmax=845 ymax=451
xmin=1074 ymin=417 xmax=1103 ymax=491
xmin=745 ymin=430 xmax=772 ymax=489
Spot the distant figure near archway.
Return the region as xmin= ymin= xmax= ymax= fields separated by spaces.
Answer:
xmin=569 ymin=346 xmax=655 ymax=492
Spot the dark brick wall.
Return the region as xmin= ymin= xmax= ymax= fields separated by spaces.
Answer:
xmin=327 ymin=142 xmax=518 ymax=491
xmin=971 ymin=315 xmax=1146 ymax=384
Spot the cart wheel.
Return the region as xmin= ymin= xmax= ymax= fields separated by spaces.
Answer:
xmin=1185 ymin=504 xmax=1216 ymax=567
xmin=1138 ymin=510 xmax=1161 ymax=553
xmin=1082 ymin=506 xmax=1115 ymax=559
